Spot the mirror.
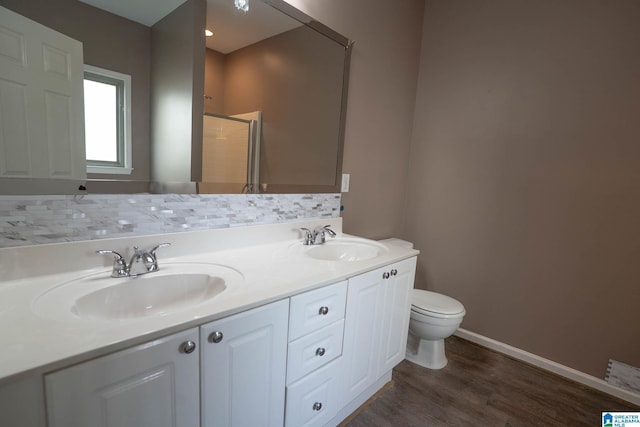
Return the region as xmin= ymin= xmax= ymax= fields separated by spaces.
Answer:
xmin=0 ymin=0 xmax=352 ymax=194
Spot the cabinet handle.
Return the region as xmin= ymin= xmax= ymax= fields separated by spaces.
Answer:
xmin=209 ymin=331 xmax=224 ymax=343
xmin=313 ymin=402 xmax=323 ymax=411
xmin=318 ymin=306 xmax=329 ymax=316
xmin=391 ymin=269 xmax=398 ymax=276
xmin=315 ymin=347 xmax=326 ymax=357
xmin=383 ymin=272 xmax=390 ymax=279
xmin=181 ymin=340 xmax=197 ymax=354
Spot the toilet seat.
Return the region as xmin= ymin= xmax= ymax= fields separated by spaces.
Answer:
xmin=411 ymin=289 xmax=465 ymax=318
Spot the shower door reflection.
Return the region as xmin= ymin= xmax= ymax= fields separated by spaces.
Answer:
xmin=199 ymin=111 xmax=261 ymax=193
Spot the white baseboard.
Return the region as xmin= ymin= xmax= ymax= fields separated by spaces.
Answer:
xmin=454 ymin=328 xmax=640 ymax=406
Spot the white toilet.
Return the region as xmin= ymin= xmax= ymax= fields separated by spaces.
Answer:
xmin=405 ymin=289 xmax=466 ymax=369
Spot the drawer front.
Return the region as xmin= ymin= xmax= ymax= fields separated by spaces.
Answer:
xmin=285 ymin=357 xmax=342 ymax=427
xmin=287 ymin=319 xmax=344 ymax=384
xmin=289 ymin=280 xmax=347 ymax=341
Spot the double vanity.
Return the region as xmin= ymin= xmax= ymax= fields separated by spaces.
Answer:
xmin=0 ymin=218 xmax=418 ymax=427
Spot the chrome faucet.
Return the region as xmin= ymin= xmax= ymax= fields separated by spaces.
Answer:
xmin=300 ymin=225 xmax=336 ymax=245
xmin=300 ymin=228 xmax=314 ymax=245
xmin=96 ymin=250 xmax=128 ymax=277
xmin=313 ymin=225 xmax=336 ymax=244
xmin=97 ymin=243 xmax=171 ymax=277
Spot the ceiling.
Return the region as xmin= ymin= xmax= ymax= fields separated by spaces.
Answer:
xmin=204 ymin=0 xmax=299 ymax=53
xmin=78 ymin=0 xmax=187 ymax=26
xmin=78 ymin=0 xmax=301 ymax=54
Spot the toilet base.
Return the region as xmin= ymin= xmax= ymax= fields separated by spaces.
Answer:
xmin=405 ymin=332 xmax=448 ymax=370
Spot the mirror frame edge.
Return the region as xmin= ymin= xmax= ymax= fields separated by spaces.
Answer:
xmin=247 ymin=0 xmax=354 ymax=194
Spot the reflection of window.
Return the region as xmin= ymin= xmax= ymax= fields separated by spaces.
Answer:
xmin=84 ymin=65 xmax=132 ymax=174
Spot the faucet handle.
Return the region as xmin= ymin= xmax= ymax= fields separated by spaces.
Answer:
xmin=314 ymin=225 xmax=336 ymax=244
xmin=97 ymin=250 xmax=128 ymax=278
xmin=150 ymin=243 xmax=171 ymax=256
xmin=315 ymin=225 xmax=336 ymax=237
xmin=147 ymin=243 xmax=171 ymax=272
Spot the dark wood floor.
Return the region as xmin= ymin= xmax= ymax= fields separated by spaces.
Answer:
xmin=344 ymin=336 xmax=639 ymax=426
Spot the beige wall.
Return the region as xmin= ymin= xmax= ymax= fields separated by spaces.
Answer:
xmin=223 ymin=26 xmax=344 ymax=188
xmin=285 ymin=0 xmax=425 ymax=238
xmin=150 ymin=0 xmax=205 ymax=183
xmin=204 ymin=49 xmax=226 ymax=115
xmin=406 ymin=0 xmax=640 ymax=377
xmin=204 ymin=26 xmax=346 ymax=191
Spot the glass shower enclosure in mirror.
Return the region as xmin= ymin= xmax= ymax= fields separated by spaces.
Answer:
xmin=200 ymin=111 xmax=261 ymax=194
xmin=0 ymin=0 xmax=352 ymax=194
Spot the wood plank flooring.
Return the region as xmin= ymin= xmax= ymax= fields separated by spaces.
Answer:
xmin=344 ymin=336 xmax=639 ymax=426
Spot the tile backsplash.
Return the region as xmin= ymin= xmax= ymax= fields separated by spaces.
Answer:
xmin=0 ymin=194 xmax=341 ymax=248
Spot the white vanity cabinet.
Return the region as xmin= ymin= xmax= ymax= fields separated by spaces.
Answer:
xmin=200 ymin=299 xmax=289 ymax=427
xmin=18 ymin=251 xmax=417 ymax=427
xmin=44 ymin=299 xmax=290 ymax=427
xmin=45 ymin=327 xmax=200 ymax=427
xmin=285 ymin=281 xmax=347 ymax=427
xmin=339 ymin=257 xmax=416 ymax=407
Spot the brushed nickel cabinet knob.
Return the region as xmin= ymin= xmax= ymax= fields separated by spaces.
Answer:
xmin=209 ymin=331 xmax=224 ymax=343
xmin=181 ymin=340 xmax=196 ymax=354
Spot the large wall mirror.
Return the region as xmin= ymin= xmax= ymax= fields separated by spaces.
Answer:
xmin=0 ymin=0 xmax=352 ymax=194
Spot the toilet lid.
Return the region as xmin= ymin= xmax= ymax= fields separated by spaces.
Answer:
xmin=411 ymin=289 xmax=465 ymax=316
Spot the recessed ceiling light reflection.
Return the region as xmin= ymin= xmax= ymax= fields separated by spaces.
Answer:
xmin=234 ymin=0 xmax=249 ymax=12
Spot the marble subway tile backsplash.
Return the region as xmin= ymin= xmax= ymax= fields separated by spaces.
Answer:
xmin=0 ymin=194 xmax=341 ymax=248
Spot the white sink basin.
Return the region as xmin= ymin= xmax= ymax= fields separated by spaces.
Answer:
xmin=32 ymin=263 xmax=244 ymax=321
xmin=304 ymin=239 xmax=388 ymax=262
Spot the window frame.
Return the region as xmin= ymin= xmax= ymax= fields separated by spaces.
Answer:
xmin=84 ymin=65 xmax=133 ymax=175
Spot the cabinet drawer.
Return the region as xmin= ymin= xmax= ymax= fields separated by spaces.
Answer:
xmin=285 ymin=357 xmax=342 ymax=427
xmin=287 ymin=319 xmax=344 ymax=384
xmin=289 ymin=280 xmax=347 ymax=341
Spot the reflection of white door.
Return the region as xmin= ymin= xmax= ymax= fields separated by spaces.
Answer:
xmin=0 ymin=6 xmax=86 ymax=180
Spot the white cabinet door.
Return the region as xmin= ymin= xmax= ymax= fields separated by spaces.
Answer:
xmin=377 ymin=257 xmax=416 ymax=376
xmin=45 ymin=328 xmax=200 ymax=427
xmin=339 ymin=257 xmax=417 ymax=406
xmin=0 ymin=6 xmax=86 ymax=180
xmin=201 ymin=299 xmax=289 ymax=427
xmin=339 ymin=266 xmax=385 ymax=404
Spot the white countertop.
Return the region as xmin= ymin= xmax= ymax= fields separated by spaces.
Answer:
xmin=0 ymin=218 xmax=418 ymax=383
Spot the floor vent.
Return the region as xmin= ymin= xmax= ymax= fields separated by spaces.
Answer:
xmin=606 ymin=359 xmax=640 ymax=394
